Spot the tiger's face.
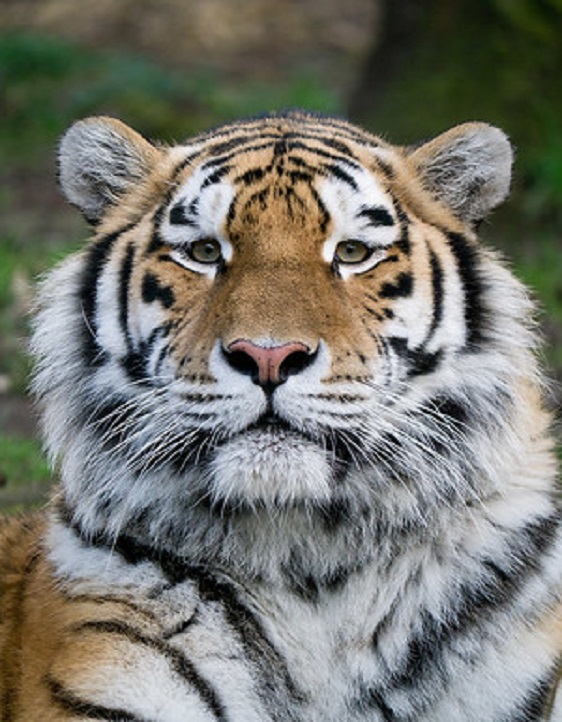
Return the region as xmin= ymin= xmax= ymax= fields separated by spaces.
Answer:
xmin=38 ymin=112 xmax=515 ymax=536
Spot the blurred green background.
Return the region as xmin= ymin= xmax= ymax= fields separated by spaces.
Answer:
xmin=1 ymin=0 xmax=561 ymax=512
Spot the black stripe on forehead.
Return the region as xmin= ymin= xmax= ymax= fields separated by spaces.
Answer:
xmin=171 ymin=113 xmax=376 ymax=185
xmin=324 ymin=164 xmax=359 ymax=190
xmin=207 ymin=138 xmax=360 ymax=174
xmin=205 ymin=132 xmax=281 ymax=158
xmin=358 ymin=206 xmax=395 ymax=227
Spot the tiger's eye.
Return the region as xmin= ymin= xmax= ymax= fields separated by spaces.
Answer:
xmin=189 ymin=238 xmax=222 ymax=264
xmin=334 ymin=240 xmax=371 ymax=265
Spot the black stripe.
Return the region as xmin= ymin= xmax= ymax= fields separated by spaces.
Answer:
xmin=80 ymin=398 xmax=131 ymax=450
xmin=243 ymin=187 xmax=270 ymax=214
xmin=169 ymin=203 xmax=197 ymax=226
xmin=356 ymin=518 xmax=561 ymax=718
xmin=120 ymin=352 xmax=149 ymax=383
xmin=423 ymin=247 xmax=444 ymax=346
xmin=201 ymin=165 xmax=231 ymax=189
xmin=353 ymin=687 xmax=399 ymax=721
xmin=280 ymin=555 xmax=367 ymax=603
xmin=358 ymin=205 xmax=395 ymax=227
xmin=415 ymin=394 xmax=469 ymax=437
xmin=283 ymin=131 xmax=357 ymax=158
xmin=393 ymin=203 xmax=411 ymax=254
xmin=78 ymin=396 xmax=212 ymax=472
xmin=146 ymin=205 xmax=168 ymax=254
xmin=286 ymin=169 xmax=314 ymax=184
xmin=205 ymin=126 xmax=358 ymax=160
xmin=297 ymin=117 xmax=374 ymax=144
xmin=446 ymin=231 xmax=486 ymax=348
xmin=162 ymin=614 xmax=200 ymax=640
xmin=80 ymin=396 xmax=205 ymax=471
xmin=206 ymin=133 xmax=271 ymax=157
xmin=375 ymin=158 xmax=395 ymax=180
xmin=308 ymin=184 xmax=331 ymax=234
xmin=324 ymin=164 xmax=358 ymax=190
xmin=363 ymin=303 xmax=384 ymax=321
xmin=170 ymin=149 xmax=205 ymax=181
xmin=201 ymin=141 xmax=280 ymax=170
xmin=70 ymin=619 xmax=227 ymax=720
xmin=142 ymin=272 xmax=175 ymax=309
xmin=379 ymin=272 xmax=413 ymax=299
xmin=118 ymin=243 xmax=135 ymax=351
xmin=48 ymin=677 xmax=151 ymax=721
xmin=286 ymin=142 xmax=361 ymax=167
xmin=236 ymin=166 xmax=267 ymax=186
xmin=80 ymin=227 xmax=135 ymax=366
xmin=65 ymin=591 xmax=159 ymax=621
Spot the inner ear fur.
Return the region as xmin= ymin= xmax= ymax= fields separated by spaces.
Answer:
xmin=408 ymin=122 xmax=513 ymax=224
xmin=58 ymin=117 xmax=162 ymax=224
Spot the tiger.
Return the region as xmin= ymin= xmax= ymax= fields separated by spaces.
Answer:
xmin=0 ymin=109 xmax=561 ymax=721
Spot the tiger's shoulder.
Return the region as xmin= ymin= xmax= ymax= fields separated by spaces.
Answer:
xmin=0 ymin=512 xmax=47 ymax=715
xmin=0 ymin=511 xmax=45 ymax=599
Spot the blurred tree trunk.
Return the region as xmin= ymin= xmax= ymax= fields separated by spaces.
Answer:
xmin=348 ymin=0 xmax=432 ymax=123
xmin=347 ymin=0 xmax=562 ymax=144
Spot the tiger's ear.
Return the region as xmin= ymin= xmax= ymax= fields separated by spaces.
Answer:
xmin=408 ymin=123 xmax=513 ymax=224
xmin=58 ymin=117 xmax=161 ymax=224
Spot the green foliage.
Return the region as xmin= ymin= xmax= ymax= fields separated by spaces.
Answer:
xmin=0 ymin=434 xmax=52 ymax=513
xmin=0 ymin=31 xmax=340 ymax=164
xmin=0 ymin=231 xmax=79 ymax=391
xmin=509 ymin=233 xmax=562 ymax=371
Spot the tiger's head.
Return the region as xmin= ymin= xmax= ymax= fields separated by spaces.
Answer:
xmin=35 ymin=111 xmax=541 ymax=562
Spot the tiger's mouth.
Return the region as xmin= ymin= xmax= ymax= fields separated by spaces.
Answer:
xmin=233 ymin=408 xmax=318 ymax=445
xmin=220 ymin=408 xmax=357 ymax=471
xmin=246 ymin=410 xmax=302 ymax=434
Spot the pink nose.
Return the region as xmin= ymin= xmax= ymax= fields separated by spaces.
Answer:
xmin=226 ymin=339 xmax=312 ymax=387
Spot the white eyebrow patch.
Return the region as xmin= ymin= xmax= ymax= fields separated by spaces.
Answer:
xmin=161 ymin=166 xmax=235 ymax=263
xmin=319 ymin=168 xmax=399 ymax=276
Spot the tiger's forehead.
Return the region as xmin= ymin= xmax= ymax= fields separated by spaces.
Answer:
xmin=166 ymin=120 xmax=397 ymax=246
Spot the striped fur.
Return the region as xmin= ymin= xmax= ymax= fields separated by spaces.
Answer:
xmin=1 ymin=111 xmax=561 ymax=720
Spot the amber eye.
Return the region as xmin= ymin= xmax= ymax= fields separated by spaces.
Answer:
xmin=334 ymin=240 xmax=371 ymax=265
xmin=188 ymin=238 xmax=223 ymax=264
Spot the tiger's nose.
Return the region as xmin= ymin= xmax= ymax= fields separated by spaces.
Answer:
xmin=224 ymin=339 xmax=315 ymax=388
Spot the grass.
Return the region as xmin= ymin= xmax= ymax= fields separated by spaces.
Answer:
xmin=0 ymin=434 xmax=53 ymax=514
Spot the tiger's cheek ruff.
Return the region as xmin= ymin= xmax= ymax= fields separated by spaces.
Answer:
xmin=10 ymin=112 xmax=560 ymax=721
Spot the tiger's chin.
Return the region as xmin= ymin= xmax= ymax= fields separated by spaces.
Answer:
xmin=208 ymin=427 xmax=333 ymax=509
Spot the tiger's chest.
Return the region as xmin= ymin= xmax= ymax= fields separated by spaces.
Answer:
xmin=54 ymin=578 xmax=379 ymax=722
xmin=32 ymin=516 xmax=560 ymax=722
xmin=47 ymin=577 xmax=544 ymax=722
xmin=29 ymin=563 xmax=487 ymax=722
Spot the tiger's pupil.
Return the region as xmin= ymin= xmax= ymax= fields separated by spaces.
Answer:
xmin=335 ymin=240 xmax=370 ymax=264
xmin=190 ymin=238 xmax=222 ymax=264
